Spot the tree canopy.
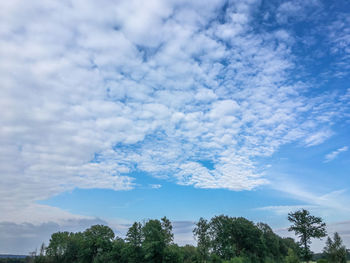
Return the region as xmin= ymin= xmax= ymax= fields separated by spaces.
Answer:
xmin=16 ymin=212 xmax=343 ymax=263
xmin=323 ymin=232 xmax=347 ymax=263
xmin=288 ymin=209 xmax=326 ymax=262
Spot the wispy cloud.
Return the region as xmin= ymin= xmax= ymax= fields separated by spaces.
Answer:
xmin=150 ymin=184 xmax=162 ymax=189
xmin=267 ymin=176 xmax=350 ymax=219
xmin=324 ymin=146 xmax=348 ymax=162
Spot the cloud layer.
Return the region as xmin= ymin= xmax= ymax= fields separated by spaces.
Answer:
xmin=1 ymin=0 xmax=349 ymax=239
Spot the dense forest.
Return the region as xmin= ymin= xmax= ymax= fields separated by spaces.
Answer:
xmin=1 ymin=211 xmax=348 ymax=263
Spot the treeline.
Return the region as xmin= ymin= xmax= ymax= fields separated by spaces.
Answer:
xmin=0 ymin=259 xmax=29 ymax=263
xmin=22 ymin=215 xmax=300 ymax=263
xmin=2 ymin=210 xmax=348 ymax=263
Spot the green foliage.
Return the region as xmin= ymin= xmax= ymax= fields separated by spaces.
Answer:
xmin=81 ymin=224 xmax=115 ymax=263
xmin=280 ymin=237 xmax=301 ymax=258
xmin=316 ymin=259 xmax=328 ymax=263
xmin=323 ymin=232 xmax=347 ymax=263
xmin=209 ymin=215 xmax=237 ymax=259
xmin=163 ymin=244 xmax=183 ymax=263
xmin=0 ymin=259 xmax=28 ymax=263
xmin=27 ymin=214 xmax=305 ymax=263
xmin=288 ymin=209 xmax=326 ymax=262
xmin=210 ymin=253 xmax=223 ymax=263
xmin=46 ymin=231 xmax=70 ymax=261
xmin=193 ymin=217 xmax=211 ymax=262
xmin=125 ymin=222 xmax=143 ymax=262
xmin=125 ymin=222 xmax=142 ymax=247
xmin=142 ymin=219 xmax=166 ymax=263
xmin=285 ymin=248 xmax=300 ymax=263
xmin=162 ymin=216 xmax=174 ymax=245
xmin=142 ymin=218 xmax=175 ymax=263
xmin=46 ymin=231 xmax=82 ymax=263
xmin=180 ymin=245 xmax=200 ymax=263
xmin=223 ymin=256 xmax=251 ymax=263
xmin=193 ymin=215 xmax=300 ymax=263
xmin=207 ymin=215 xmax=265 ymax=261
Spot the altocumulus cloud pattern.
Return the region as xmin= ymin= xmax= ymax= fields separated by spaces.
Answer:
xmin=0 ymin=0 xmax=350 ymax=241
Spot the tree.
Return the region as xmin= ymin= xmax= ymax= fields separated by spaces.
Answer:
xmin=323 ymin=232 xmax=347 ymax=263
xmin=142 ymin=219 xmax=167 ymax=263
xmin=125 ymin=222 xmax=143 ymax=263
xmin=81 ymin=225 xmax=115 ymax=263
xmin=46 ymin=232 xmax=70 ymax=262
xmin=257 ymin=223 xmax=281 ymax=260
xmin=288 ymin=209 xmax=326 ymax=262
xmin=193 ymin=217 xmax=211 ymax=262
xmin=285 ymin=248 xmax=300 ymax=263
xmin=163 ymin=244 xmax=183 ymax=263
xmin=161 ymin=216 xmax=174 ymax=245
xmin=180 ymin=245 xmax=200 ymax=263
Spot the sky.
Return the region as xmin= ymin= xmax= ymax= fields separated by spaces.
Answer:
xmin=0 ymin=0 xmax=349 ymax=255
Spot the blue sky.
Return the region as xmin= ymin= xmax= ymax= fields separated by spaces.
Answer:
xmin=0 ymin=0 xmax=349 ymax=254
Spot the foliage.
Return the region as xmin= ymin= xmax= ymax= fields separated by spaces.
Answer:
xmin=180 ymin=245 xmax=200 ymax=263
xmin=193 ymin=217 xmax=211 ymax=262
xmin=142 ymin=219 xmax=167 ymax=263
xmin=288 ymin=209 xmax=326 ymax=262
xmin=27 ymin=214 xmax=305 ymax=263
xmin=0 ymin=259 xmax=28 ymax=263
xmin=124 ymin=222 xmax=143 ymax=262
xmin=323 ymin=232 xmax=347 ymax=263
xmin=284 ymin=248 xmax=300 ymax=263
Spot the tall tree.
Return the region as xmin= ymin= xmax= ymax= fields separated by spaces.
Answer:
xmin=126 ymin=222 xmax=143 ymax=248
xmin=323 ymin=232 xmax=347 ymax=263
xmin=288 ymin=209 xmax=326 ymax=262
xmin=142 ymin=219 xmax=167 ymax=263
xmin=161 ymin=216 xmax=174 ymax=245
xmin=193 ymin=217 xmax=210 ymax=262
xmin=46 ymin=232 xmax=70 ymax=262
xmin=82 ymin=225 xmax=115 ymax=263
xmin=125 ymin=222 xmax=143 ymax=263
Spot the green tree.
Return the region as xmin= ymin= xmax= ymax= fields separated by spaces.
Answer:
xmin=125 ymin=222 xmax=143 ymax=263
xmin=207 ymin=215 xmax=264 ymax=261
xmin=285 ymin=248 xmax=300 ymax=263
xmin=33 ymin=243 xmax=46 ymax=263
xmin=288 ymin=209 xmax=326 ymax=262
xmin=142 ymin=219 xmax=167 ymax=263
xmin=180 ymin=245 xmax=200 ymax=263
xmin=280 ymin=237 xmax=300 ymax=258
xmin=92 ymin=237 xmax=128 ymax=263
xmin=46 ymin=232 xmax=70 ymax=262
xmin=46 ymin=231 xmax=84 ymax=263
xmin=209 ymin=215 xmax=236 ymax=260
xmin=193 ymin=217 xmax=211 ymax=262
xmin=163 ymin=244 xmax=183 ymax=263
xmin=323 ymin=232 xmax=347 ymax=263
xmin=257 ymin=222 xmax=281 ymax=260
xmin=81 ymin=225 xmax=115 ymax=263
xmin=161 ymin=216 xmax=174 ymax=245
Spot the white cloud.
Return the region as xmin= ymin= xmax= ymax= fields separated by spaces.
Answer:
xmin=150 ymin=184 xmax=162 ymax=189
xmin=275 ymin=0 xmax=322 ymax=24
xmin=304 ymin=129 xmax=333 ymax=147
xmin=0 ymin=0 xmax=349 ymax=226
xmin=324 ymin=146 xmax=348 ymax=162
